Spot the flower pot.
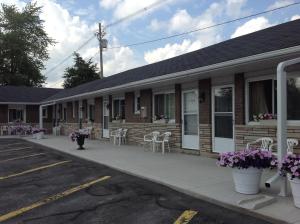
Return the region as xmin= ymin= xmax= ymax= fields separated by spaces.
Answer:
xmin=232 ymin=167 xmax=262 ymax=194
xmin=76 ymin=134 xmax=85 ymax=150
xmin=289 ymin=176 xmax=300 ymax=208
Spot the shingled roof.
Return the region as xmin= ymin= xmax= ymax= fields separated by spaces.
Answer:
xmin=44 ymin=19 xmax=300 ymax=102
xmin=0 ymin=86 xmax=61 ymax=103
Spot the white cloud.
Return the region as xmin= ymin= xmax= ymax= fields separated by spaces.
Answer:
xmin=168 ymin=9 xmax=193 ymax=33
xmin=0 ymin=0 xmax=26 ymax=8
xmin=225 ymin=0 xmax=247 ymax=18
xmin=144 ymin=39 xmax=202 ymax=64
xmin=267 ymin=0 xmax=294 ymax=10
xmin=231 ymin=17 xmax=273 ymax=38
xmin=291 ymin=14 xmax=300 ymax=21
xmin=99 ymin=0 xmax=121 ymax=9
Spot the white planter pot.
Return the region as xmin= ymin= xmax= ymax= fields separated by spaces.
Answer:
xmin=289 ymin=175 xmax=300 ymax=208
xmin=232 ymin=167 xmax=262 ymax=194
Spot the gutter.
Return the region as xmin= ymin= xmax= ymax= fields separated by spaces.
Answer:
xmin=41 ymin=45 xmax=300 ymax=104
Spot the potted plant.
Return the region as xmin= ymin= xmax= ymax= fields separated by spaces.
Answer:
xmin=279 ymin=154 xmax=300 ymax=208
xmin=32 ymin=128 xmax=46 ymax=139
xmin=217 ymin=148 xmax=277 ymax=194
xmin=253 ymin=113 xmax=277 ymax=125
xmin=69 ymin=130 xmax=89 ymax=150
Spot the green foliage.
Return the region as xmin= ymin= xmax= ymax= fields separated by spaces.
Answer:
xmin=63 ymin=52 xmax=99 ymax=89
xmin=0 ymin=3 xmax=54 ymax=87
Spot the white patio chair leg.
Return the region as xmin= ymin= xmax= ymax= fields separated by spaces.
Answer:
xmin=168 ymin=142 xmax=170 ymax=152
xmin=162 ymin=142 xmax=165 ymax=155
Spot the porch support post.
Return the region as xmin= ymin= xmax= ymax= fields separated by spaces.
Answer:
xmin=277 ymin=57 xmax=300 ymax=197
xmin=39 ymin=105 xmax=43 ymax=129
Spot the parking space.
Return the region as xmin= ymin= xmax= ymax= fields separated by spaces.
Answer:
xmin=0 ymin=139 xmax=273 ymax=224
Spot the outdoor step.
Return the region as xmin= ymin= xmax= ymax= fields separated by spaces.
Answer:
xmin=237 ymin=195 xmax=276 ymax=210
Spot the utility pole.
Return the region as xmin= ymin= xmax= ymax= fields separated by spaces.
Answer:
xmin=97 ymin=23 xmax=104 ymax=79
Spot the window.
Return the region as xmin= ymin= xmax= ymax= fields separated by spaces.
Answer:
xmin=42 ymin=108 xmax=47 ymax=118
xmin=248 ymin=76 xmax=300 ymax=122
xmin=134 ymin=93 xmax=141 ymax=113
xmin=89 ymin=104 xmax=95 ymax=121
xmin=113 ymin=99 xmax=125 ymax=119
xmin=8 ymin=109 xmax=24 ymax=122
xmin=154 ymin=93 xmax=175 ymax=120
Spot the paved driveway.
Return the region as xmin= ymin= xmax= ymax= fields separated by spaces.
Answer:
xmin=0 ymin=138 xmax=273 ymax=224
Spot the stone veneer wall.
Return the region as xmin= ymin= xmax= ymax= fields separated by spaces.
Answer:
xmin=199 ymin=124 xmax=212 ymax=152
xmin=109 ymin=122 xmax=181 ymax=148
xmin=60 ymin=122 xmax=102 ymax=139
xmin=235 ymin=125 xmax=300 ymax=153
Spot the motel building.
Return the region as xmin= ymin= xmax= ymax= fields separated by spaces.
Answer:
xmin=1 ymin=19 xmax=300 ymax=155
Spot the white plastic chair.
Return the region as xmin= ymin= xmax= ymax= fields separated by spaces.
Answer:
xmin=154 ymin=132 xmax=171 ymax=155
xmin=287 ymin=138 xmax=298 ymax=154
xmin=143 ymin=131 xmax=160 ymax=151
xmin=246 ymin=137 xmax=273 ymax=151
xmin=110 ymin=128 xmax=122 ymax=145
xmin=120 ymin=129 xmax=128 ymax=145
xmin=0 ymin=126 xmax=8 ymax=136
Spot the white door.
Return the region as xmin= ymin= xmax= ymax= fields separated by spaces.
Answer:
xmin=103 ymin=100 xmax=109 ymax=138
xmin=212 ymin=86 xmax=235 ymax=153
xmin=182 ymin=90 xmax=199 ymax=150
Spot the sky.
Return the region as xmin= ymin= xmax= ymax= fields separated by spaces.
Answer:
xmin=1 ymin=0 xmax=300 ymax=88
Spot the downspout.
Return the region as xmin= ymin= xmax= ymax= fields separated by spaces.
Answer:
xmin=265 ymin=57 xmax=300 ymax=197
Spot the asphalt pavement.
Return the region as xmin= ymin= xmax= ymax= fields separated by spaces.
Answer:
xmin=0 ymin=138 xmax=273 ymax=224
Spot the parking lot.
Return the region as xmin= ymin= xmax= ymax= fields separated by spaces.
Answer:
xmin=0 ymin=138 xmax=274 ymax=224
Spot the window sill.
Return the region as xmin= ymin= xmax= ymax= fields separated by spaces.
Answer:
xmin=247 ymin=120 xmax=300 ymax=126
xmin=153 ymin=119 xmax=175 ymax=124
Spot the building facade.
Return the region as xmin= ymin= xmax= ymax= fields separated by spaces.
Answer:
xmin=1 ymin=20 xmax=300 ymax=154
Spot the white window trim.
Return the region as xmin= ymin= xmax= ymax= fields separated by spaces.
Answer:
xmin=245 ymin=74 xmax=300 ymax=126
xmin=134 ymin=92 xmax=140 ymax=114
xmin=152 ymin=90 xmax=175 ymax=124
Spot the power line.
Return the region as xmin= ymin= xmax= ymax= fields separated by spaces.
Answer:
xmin=44 ymin=1 xmax=168 ymax=76
xmin=107 ymin=1 xmax=300 ymax=50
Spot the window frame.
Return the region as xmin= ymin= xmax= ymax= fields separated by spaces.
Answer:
xmin=152 ymin=90 xmax=175 ymax=124
xmin=245 ymin=74 xmax=300 ymax=125
xmin=134 ymin=92 xmax=141 ymax=114
xmin=112 ymin=97 xmax=125 ymax=120
xmin=42 ymin=107 xmax=48 ymax=119
xmin=7 ymin=105 xmax=26 ymax=123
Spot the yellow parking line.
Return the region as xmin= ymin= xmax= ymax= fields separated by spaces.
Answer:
xmin=0 ymin=147 xmax=32 ymax=153
xmin=0 ymin=160 xmax=71 ymax=180
xmin=0 ymin=176 xmax=111 ymax=222
xmin=0 ymin=153 xmax=46 ymax=163
xmin=174 ymin=210 xmax=198 ymax=224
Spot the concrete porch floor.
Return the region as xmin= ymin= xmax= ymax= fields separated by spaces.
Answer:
xmin=20 ymin=135 xmax=300 ymax=224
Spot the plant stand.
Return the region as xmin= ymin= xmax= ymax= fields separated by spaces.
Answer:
xmin=232 ymin=168 xmax=262 ymax=194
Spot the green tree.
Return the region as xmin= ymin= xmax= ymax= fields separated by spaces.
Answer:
xmin=0 ymin=3 xmax=54 ymax=87
xmin=63 ymin=52 xmax=99 ymax=89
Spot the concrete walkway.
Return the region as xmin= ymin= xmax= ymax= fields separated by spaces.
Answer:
xmin=23 ymin=135 xmax=299 ymax=224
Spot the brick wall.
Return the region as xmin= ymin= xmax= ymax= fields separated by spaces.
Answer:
xmin=175 ymin=84 xmax=181 ymax=124
xmin=235 ymin=73 xmax=245 ymax=125
xmin=26 ymin=105 xmax=39 ymax=123
xmin=199 ymin=79 xmax=212 ymax=152
xmin=95 ymin=97 xmax=103 ymax=123
xmin=109 ymin=122 xmax=181 ymax=148
xmin=140 ymin=89 xmax=152 ymax=123
xmin=125 ymin=92 xmax=141 ymax=123
xmin=0 ymin=105 xmax=8 ymax=123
